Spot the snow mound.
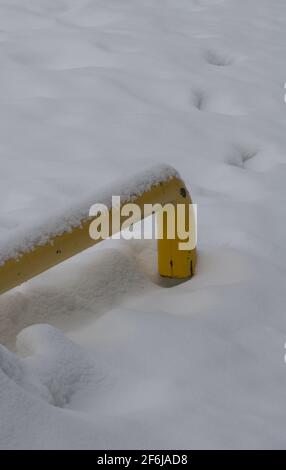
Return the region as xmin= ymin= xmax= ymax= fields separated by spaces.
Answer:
xmin=17 ymin=324 xmax=101 ymax=407
xmin=0 ymin=324 xmax=100 ymax=411
xmin=0 ymin=324 xmax=108 ymax=450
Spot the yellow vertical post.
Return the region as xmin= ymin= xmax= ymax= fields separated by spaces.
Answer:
xmin=157 ymin=186 xmax=196 ymax=279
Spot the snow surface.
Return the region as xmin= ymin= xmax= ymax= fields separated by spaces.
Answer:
xmin=1 ymin=0 xmax=286 ymax=449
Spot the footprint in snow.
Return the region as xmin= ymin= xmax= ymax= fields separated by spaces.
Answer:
xmin=226 ymin=144 xmax=258 ymax=169
xmin=192 ymin=89 xmax=206 ymax=111
xmin=204 ymin=48 xmax=234 ymax=67
xmin=191 ymin=89 xmax=246 ymax=116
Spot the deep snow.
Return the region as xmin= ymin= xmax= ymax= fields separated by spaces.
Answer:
xmin=0 ymin=0 xmax=286 ymax=449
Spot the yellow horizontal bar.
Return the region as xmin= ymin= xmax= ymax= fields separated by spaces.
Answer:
xmin=0 ymin=172 xmax=196 ymax=295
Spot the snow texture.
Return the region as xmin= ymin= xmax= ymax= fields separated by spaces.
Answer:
xmin=0 ymin=0 xmax=286 ymax=450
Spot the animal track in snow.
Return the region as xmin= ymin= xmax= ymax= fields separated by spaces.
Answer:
xmin=226 ymin=144 xmax=258 ymax=169
xmin=191 ymin=89 xmax=246 ymax=116
xmin=204 ymin=48 xmax=234 ymax=67
xmin=192 ymin=89 xmax=207 ymax=110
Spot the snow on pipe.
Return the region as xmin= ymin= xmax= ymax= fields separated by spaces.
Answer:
xmin=0 ymin=165 xmax=197 ymax=295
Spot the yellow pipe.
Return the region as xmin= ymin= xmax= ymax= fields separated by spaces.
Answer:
xmin=0 ymin=173 xmax=196 ymax=295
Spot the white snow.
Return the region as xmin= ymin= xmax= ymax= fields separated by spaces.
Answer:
xmin=0 ymin=0 xmax=286 ymax=449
